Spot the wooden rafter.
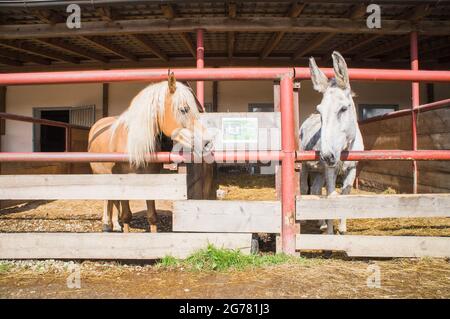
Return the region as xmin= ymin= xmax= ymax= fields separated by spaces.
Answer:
xmin=0 ymin=40 xmax=79 ymax=64
xmin=355 ymin=35 xmax=411 ymax=60
xmin=160 ymin=3 xmax=195 ymax=58
xmin=0 ymin=56 xmax=22 ymax=66
xmin=81 ymin=36 xmax=138 ymax=61
xmin=31 ymin=9 xmax=62 ymax=25
xmin=96 ymin=7 xmax=117 ymax=22
xmin=228 ymin=2 xmax=237 ymax=59
xmin=35 ymin=38 xmax=109 ymax=63
xmin=0 ymin=46 xmax=51 ymax=65
xmin=2 ymin=18 xmax=449 ymax=40
xmin=293 ymin=33 xmax=335 ymax=60
xmin=131 ymin=34 xmax=168 ymax=61
xmin=397 ymin=4 xmax=431 ymax=21
xmin=348 ymin=3 xmax=367 ymax=20
xmin=260 ymin=2 xmax=305 ymax=59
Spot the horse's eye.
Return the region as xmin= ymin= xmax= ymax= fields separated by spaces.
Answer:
xmin=180 ymin=106 xmax=189 ymax=114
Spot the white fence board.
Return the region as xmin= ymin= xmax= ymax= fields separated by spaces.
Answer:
xmin=0 ymin=233 xmax=252 ymax=259
xmin=296 ymin=194 xmax=450 ymax=220
xmin=0 ymin=174 xmax=187 ymax=200
xmin=173 ymin=200 xmax=280 ymax=233
xmin=296 ymin=234 xmax=450 ymax=258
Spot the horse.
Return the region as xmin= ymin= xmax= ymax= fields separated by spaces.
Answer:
xmin=300 ymin=51 xmax=364 ymax=235
xmin=88 ymin=73 xmax=213 ymax=233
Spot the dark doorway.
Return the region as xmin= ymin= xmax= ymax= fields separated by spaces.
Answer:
xmin=39 ymin=110 xmax=69 ymax=152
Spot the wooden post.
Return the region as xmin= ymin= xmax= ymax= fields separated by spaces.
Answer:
xmin=410 ymin=31 xmax=419 ymax=194
xmin=0 ymin=86 xmax=5 ymax=210
xmin=102 ymin=83 xmax=109 ymax=118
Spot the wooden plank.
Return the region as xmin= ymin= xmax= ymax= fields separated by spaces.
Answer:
xmin=296 ymin=194 xmax=450 ymax=220
xmin=173 ymin=200 xmax=280 ymax=233
xmin=296 ymin=234 xmax=450 ymax=258
xmin=0 ymin=174 xmax=187 ymax=200
xmin=0 ymin=233 xmax=252 ymax=259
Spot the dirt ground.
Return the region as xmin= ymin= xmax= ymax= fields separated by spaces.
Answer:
xmin=0 ymin=173 xmax=449 ymax=299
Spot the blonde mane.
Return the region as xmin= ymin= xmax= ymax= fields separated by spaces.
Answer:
xmin=112 ymin=81 xmax=200 ymax=167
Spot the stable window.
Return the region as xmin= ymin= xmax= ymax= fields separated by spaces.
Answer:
xmin=358 ymin=104 xmax=399 ymax=121
xmin=33 ymin=105 xmax=95 ymax=152
xmin=248 ymin=103 xmax=274 ymax=112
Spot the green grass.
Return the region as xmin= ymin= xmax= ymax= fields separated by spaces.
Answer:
xmin=157 ymin=244 xmax=306 ymax=272
xmin=0 ymin=262 xmax=13 ymax=274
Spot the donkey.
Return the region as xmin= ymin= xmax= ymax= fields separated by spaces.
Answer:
xmin=300 ymin=51 xmax=364 ymax=234
xmin=88 ymin=73 xmax=213 ymax=233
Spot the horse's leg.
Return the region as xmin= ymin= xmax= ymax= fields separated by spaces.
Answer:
xmin=111 ymin=200 xmax=122 ymax=232
xmin=146 ymin=200 xmax=158 ymax=233
xmin=102 ymin=200 xmax=113 ymax=232
xmin=310 ymin=173 xmax=326 ymax=232
xmin=325 ymin=166 xmax=338 ymax=235
xmin=338 ymin=166 xmax=357 ymax=234
xmin=120 ymin=200 xmax=132 ymax=233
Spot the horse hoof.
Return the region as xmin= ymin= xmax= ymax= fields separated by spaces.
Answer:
xmin=320 ymin=224 xmax=328 ymax=232
xmin=113 ymin=229 xmax=123 ymax=233
xmin=123 ymin=224 xmax=130 ymax=233
xmin=148 ymin=225 xmax=158 ymax=233
xmin=102 ymin=224 xmax=112 ymax=232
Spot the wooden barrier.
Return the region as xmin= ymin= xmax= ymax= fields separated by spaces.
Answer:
xmin=0 ymin=233 xmax=252 ymax=259
xmin=0 ymin=174 xmax=187 ymax=200
xmin=173 ymin=200 xmax=280 ymax=233
xmin=174 ymin=194 xmax=450 ymax=233
xmin=296 ymin=234 xmax=450 ymax=258
xmin=296 ymin=194 xmax=450 ymax=220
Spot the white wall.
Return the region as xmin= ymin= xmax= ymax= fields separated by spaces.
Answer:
xmin=3 ymin=84 xmax=102 ymax=152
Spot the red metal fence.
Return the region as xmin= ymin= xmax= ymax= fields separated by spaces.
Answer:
xmin=0 ymin=66 xmax=450 ymax=255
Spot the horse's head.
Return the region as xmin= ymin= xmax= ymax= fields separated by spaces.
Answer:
xmin=159 ymin=72 xmax=214 ymax=156
xmin=310 ymin=51 xmax=358 ymax=167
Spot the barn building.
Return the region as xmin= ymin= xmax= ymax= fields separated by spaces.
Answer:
xmin=0 ymin=0 xmax=449 ymax=194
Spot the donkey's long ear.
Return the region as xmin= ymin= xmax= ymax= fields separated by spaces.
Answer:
xmin=332 ymin=51 xmax=350 ymax=89
xmin=309 ymin=57 xmax=328 ymax=93
xmin=168 ymin=72 xmax=177 ymax=93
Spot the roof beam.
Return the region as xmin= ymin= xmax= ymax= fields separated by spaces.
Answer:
xmin=96 ymin=7 xmax=118 ymax=22
xmin=0 ymin=40 xmax=80 ymax=64
xmin=35 ymin=38 xmax=109 ymax=63
xmin=227 ymin=2 xmax=237 ymax=59
xmin=1 ymin=18 xmax=449 ymax=39
xmin=397 ymin=4 xmax=431 ymax=21
xmin=293 ymin=33 xmax=335 ymax=60
xmin=31 ymin=9 xmax=62 ymax=25
xmin=348 ymin=3 xmax=366 ymax=20
xmin=160 ymin=4 xmax=195 ymax=58
xmin=355 ymin=35 xmax=411 ymax=60
xmin=179 ymin=33 xmax=196 ymax=58
xmin=0 ymin=56 xmax=22 ymax=66
xmin=260 ymin=2 xmax=305 ymax=59
xmin=0 ymin=47 xmax=51 ymax=65
xmin=131 ymin=34 xmax=168 ymax=61
xmin=81 ymin=36 xmax=138 ymax=61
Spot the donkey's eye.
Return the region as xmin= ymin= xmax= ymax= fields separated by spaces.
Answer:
xmin=339 ymin=105 xmax=348 ymax=113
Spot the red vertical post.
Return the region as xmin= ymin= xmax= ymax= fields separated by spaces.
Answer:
xmin=196 ymin=29 xmax=205 ymax=110
xmin=410 ymin=31 xmax=419 ymax=194
xmin=280 ymin=75 xmax=296 ymax=255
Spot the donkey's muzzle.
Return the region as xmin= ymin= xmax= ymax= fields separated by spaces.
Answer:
xmin=320 ymin=152 xmax=337 ymax=167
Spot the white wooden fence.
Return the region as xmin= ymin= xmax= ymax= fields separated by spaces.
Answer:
xmin=1 ymin=174 xmax=450 ymax=259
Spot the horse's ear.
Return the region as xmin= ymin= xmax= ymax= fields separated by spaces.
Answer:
xmin=309 ymin=57 xmax=328 ymax=93
xmin=332 ymin=51 xmax=350 ymax=89
xmin=168 ymin=72 xmax=176 ymax=93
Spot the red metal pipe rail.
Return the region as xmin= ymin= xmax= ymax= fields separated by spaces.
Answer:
xmin=1 ymin=68 xmax=450 ymax=85
xmin=1 ymin=150 xmax=450 ymax=163
xmin=358 ymin=98 xmax=450 ymax=125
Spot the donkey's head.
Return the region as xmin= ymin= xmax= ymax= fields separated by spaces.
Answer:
xmin=310 ymin=51 xmax=358 ymax=167
xmin=160 ymin=72 xmax=214 ymax=156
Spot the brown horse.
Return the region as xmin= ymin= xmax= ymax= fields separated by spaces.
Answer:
xmin=88 ymin=73 xmax=212 ymax=233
